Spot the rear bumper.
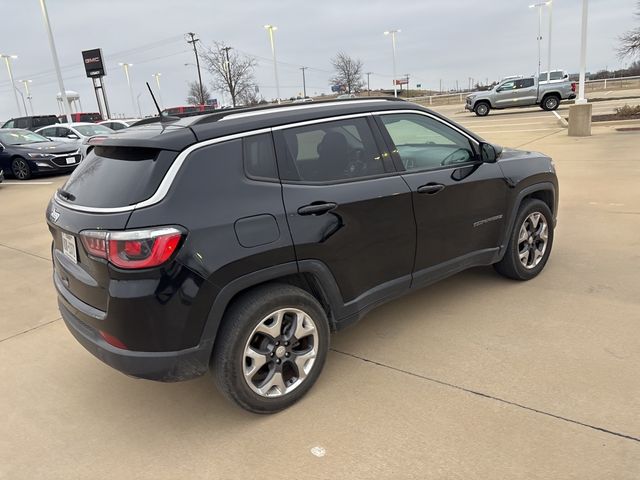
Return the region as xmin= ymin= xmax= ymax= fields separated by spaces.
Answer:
xmin=58 ymin=298 xmax=212 ymax=382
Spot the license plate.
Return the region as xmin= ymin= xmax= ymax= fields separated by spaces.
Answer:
xmin=65 ymin=157 xmax=76 ymax=164
xmin=61 ymin=232 xmax=77 ymax=263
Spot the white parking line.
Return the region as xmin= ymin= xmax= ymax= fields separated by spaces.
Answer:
xmin=457 ymin=121 xmax=555 ymax=128
xmin=2 ymin=181 xmax=54 ymax=185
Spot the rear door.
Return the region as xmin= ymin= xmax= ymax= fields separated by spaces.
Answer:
xmin=375 ymin=112 xmax=508 ymax=284
xmin=513 ymin=78 xmax=537 ymax=106
xmin=274 ymin=115 xmax=416 ymax=309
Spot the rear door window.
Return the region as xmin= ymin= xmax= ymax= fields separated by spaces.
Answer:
xmin=279 ymin=117 xmax=385 ymax=182
xmin=60 ymin=146 xmax=176 ymax=208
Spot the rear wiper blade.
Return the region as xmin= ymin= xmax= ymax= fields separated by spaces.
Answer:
xmin=57 ymin=188 xmax=76 ymax=202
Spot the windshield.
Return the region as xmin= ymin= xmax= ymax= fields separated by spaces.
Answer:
xmin=74 ymin=125 xmax=114 ymax=136
xmin=0 ymin=130 xmax=50 ymax=145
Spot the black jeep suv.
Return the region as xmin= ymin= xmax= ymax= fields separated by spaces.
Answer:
xmin=47 ymin=98 xmax=558 ymax=413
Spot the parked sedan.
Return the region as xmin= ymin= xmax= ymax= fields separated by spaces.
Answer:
xmin=0 ymin=129 xmax=81 ymax=180
xmin=35 ymin=122 xmax=114 ymax=159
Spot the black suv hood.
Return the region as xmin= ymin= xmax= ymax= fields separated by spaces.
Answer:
xmin=10 ymin=141 xmax=78 ymax=154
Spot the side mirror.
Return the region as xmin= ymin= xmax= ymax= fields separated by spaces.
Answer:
xmin=480 ymin=142 xmax=499 ymax=163
xmin=0 ymin=145 xmax=4 ymax=152
xmin=67 ymin=134 xmax=79 ymax=139
xmin=495 ymin=87 xmax=502 ymax=92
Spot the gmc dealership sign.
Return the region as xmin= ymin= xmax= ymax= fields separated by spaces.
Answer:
xmin=81 ymin=49 xmax=106 ymax=78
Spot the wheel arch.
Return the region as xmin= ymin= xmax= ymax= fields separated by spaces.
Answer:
xmin=201 ymin=260 xmax=345 ymax=357
xmin=499 ymin=182 xmax=557 ymax=258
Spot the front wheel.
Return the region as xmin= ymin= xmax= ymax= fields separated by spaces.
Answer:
xmin=494 ymin=199 xmax=554 ymax=281
xmin=11 ymin=157 xmax=32 ymax=180
xmin=474 ymin=102 xmax=490 ymax=116
xmin=212 ymin=284 xmax=330 ymax=413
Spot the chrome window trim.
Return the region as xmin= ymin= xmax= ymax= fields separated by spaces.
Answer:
xmin=373 ymin=109 xmax=479 ymax=146
xmin=54 ymin=107 xmax=479 ymax=214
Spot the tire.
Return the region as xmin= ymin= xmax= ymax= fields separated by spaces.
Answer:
xmin=541 ymin=95 xmax=560 ymax=111
xmin=494 ymin=199 xmax=554 ymax=281
xmin=474 ymin=102 xmax=490 ymax=116
xmin=11 ymin=157 xmax=32 ymax=180
xmin=212 ymin=283 xmax=330 ymax=413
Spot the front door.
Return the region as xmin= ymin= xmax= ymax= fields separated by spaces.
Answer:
xmin=375 ymin=112 xmax=508 ymax=282
xmin=274 ymin=116 xmax=416 ymax=309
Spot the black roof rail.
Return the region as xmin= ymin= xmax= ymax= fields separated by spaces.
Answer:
xmin=128 ymin=96 xmax=407 ymax=128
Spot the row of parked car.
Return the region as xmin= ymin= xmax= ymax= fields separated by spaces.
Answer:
xmin=0 ymin=114 xmax=139 ymax=180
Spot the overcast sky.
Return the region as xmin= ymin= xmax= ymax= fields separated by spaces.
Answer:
xmin=0 ymin=0 xmax=637 ymax=120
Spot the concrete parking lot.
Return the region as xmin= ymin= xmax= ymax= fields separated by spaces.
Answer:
xmin=1 ymin=113 xmax=639 ymax=478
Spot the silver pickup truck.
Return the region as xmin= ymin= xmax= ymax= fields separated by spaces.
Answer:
xmin=465 ymin=76 xmax=576 ymax=116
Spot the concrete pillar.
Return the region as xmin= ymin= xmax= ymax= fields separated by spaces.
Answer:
xmin=568 ymin=103 xmax=592 ymax=136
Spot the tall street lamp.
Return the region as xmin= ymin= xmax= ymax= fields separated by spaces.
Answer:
xmin=529 ymin=2 xmax=551 ymax=83
xmin=152 ymin=73 xmax=163 ymax=109
xmin=0 ymin=54 xmax=22 ymax=116
xmin=264 ymin=25 xmax=281 ymax=103
xmin=384 ymin=29 xmax=401 ymax=97
xmin=39 ymin=0 xmax=71 ymax=123
xmin=118 ymin=63 xmax=137 ymax=118
xmin=546 ymin=1 xmax=553 ymax=83
xmin=19 ymin=79 xmax=33 ymax=115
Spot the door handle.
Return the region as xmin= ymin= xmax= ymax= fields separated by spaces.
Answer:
xmin=297 ymin=202 xmax=338 ymax=216
xmin=417 ymin=184 xmax=445 ymax=195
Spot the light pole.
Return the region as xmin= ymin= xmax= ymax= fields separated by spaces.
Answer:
xmin=300 ymin=66 xmax=308 ymax=98
xmin=264 ymin=25 xmax=280 ymax=103
xmin=384 ymin=29 xmax=400 ymax=97
xmin=529 ymin=2 xmax=551 ymax=83
xmin=19 ymin=79 xmax=33 ymax=115
xmin=366 ymin=72 xmax=372 ymax=95
xmin=0 ymin=54 xmax=22 ymax=116
xmin=118 ymin=63 xmax=137 ymax=118
xmin=39 ymin=0 xmax=71 ymax=123
xmin=576 ymin=0 xmax=589 ymax=104
xmin=546 ymin=1 xmax=553 ymax=83
xmin=152 ymin=73 xmax=163 ymax=109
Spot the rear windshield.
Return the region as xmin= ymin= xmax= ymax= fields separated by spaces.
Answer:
xmin=60 ymin=146 xmax=176 ymax=208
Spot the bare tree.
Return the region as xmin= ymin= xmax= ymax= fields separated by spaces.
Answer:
xmin=618 ymin=1 xmax=640 ymax=58
xmin=202 ymin=43 xmax=258 ymax=107
xmin=186 ymin=81 xmax=212 ymax=105
xmin=330 ymin=52 xmax=365 ymax=94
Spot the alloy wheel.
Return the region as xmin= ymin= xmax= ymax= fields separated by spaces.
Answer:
xmin=12 ymin=159 xmax=29 ymax=180
xmin=517 ymin=212 xmax=549 ymax=269
xmin=243 ymin=308 xmax=318 ymax=398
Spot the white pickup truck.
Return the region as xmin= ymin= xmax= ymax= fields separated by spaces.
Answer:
xmin=465 ymin=75 xmax=577 ymax=116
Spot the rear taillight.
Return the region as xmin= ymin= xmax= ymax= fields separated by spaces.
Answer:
xmin=80 ymin=227 xmax=183 ymax=269
xmin=571 ymin=82 xmax=576 ymax=92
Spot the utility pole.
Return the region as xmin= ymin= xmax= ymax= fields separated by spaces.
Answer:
xmin=366 ymin=72 xmax=372 ymax=95
xmin=186 ymin=32 xmax=204 ymax=105
xmin=300 ymin=66 xmax=308 ymax=98
xmin=221 ymin=46 xmax=233 ymax=106
xmin=404 ymin=73 xmax=410 ymax=92
xmin=439 ymin=78 xmax=442 ymax=94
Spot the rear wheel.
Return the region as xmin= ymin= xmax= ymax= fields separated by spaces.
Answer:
xmin=474 ymin=102 xmax=490 ymax=116
xmin=541 ymin=95 xmax=560 ymax=111
xmin=11 ymin=157 xmax=31 ymax=180
xmin=212 ymin=283 xmax=330 ymax=413
xmin=494 ymin=199 xmax=554 ymax=280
